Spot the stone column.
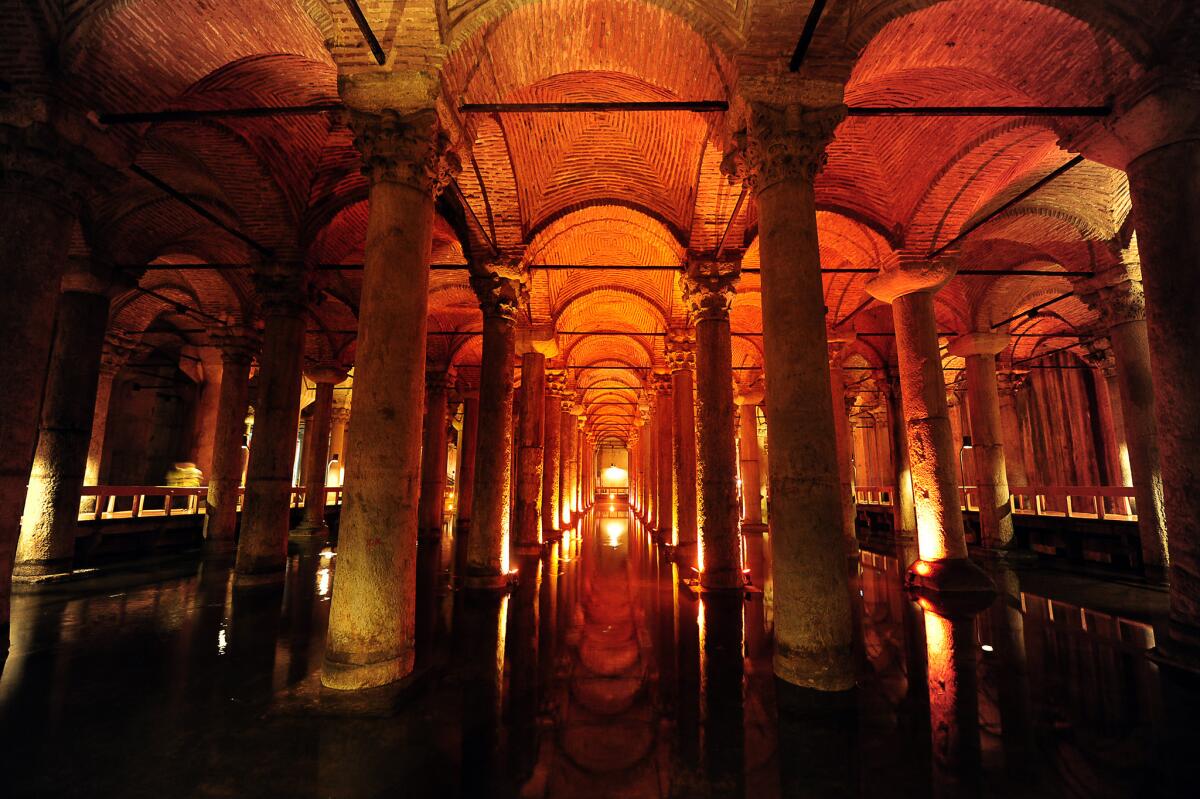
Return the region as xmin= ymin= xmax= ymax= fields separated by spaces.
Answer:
xmin=514 ymin=351 xmax=545 ymax=554
xmin=683 ymin=259 xmax=742 ymax=589
xmin=559 ymin=404 xmax=576 ymax=528
xmin=83 ymin=331 xmax=137 ymax=490
xmin=291 ymin=364 xmax=348 ymax=542
xmin=654 ymin=373 xmax=674 ymax=541
xmin=327 ymin=404 xmax=350 ymax=479
xmin=417 ymin=369 xmax=453 ymax=545
xmin=1080 ymin=268 xmax=1168 ymax=573
xmin=322 ymin=108 xmax=459 ymax=691
xmin=188 ymin=348 xmax=224 ymax=480
xmin=995 ymin=372 xmax=1030 ymax=489
xmin=541 ymin=370 xmax=565 ymax=539
xmin=948 ymin=332 xmax=1015 ymax=553
xmin=722 ymin=101 xmax=855 ymax=690
xmin=884 ymin=374 xmax=917 ymax=542
xmin=15 ymin=264 xmax=116 ymax=579
xmin=1085 ymin=342 xmax=1130 ymax=489
xmin=736 ymin=394 xmax=765 ymax=528
xmin=866 ymin=261 xmax=991 ymax=595
xmin=235 ymin=264 xmax=308 ymax=584
xmin=465 ymin=272 xmax=522 ymax=589
xmin=203 ymin=330 xmax=257 ymax=550
xmin=828 ymin=339 xmax=860 ymax=558
xmin=667 ymin=330 xmax=698 ymax=564
xmin=454 ymin=393 xmax=480 ymax=578
xmin=0 ymin=137 xmax=88 ymax=633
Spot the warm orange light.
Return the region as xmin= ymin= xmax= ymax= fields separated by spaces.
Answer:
xmin=913 ymin=560 xmax=932 ymax=577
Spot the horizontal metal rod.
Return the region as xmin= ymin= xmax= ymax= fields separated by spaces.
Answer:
xmin=459 ymin=101 xmax=728 ymax=113
xmin=990 ymin=291 xmax=1075 ymax=330
xmin=99 ymin=103 xmax=343 ymax=125
xmin=847 ymin=106 xmax=1110 ymax=117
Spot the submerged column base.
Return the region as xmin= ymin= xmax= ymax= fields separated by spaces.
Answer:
xmin=11 ymin=558 xmax=73 ymax=582
xmin=321 ymin=650 xmax=414 ymax=692
xmin=906 ymin=557 xmax=995 ymax=597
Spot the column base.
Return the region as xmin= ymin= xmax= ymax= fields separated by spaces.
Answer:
xmin=970 ymin=543 xmax=1033 ymax=563
xmin=740 ymin=521 xmax=768 ymax=536
xmin=463 ymin=570 xmax=518 ymax=592
xmin=511 ymin=542 xmax=542 ymax=556
xmin=233 ymin=568 xmax=286 ymax=588
xmin=905 ymin=556 xmax=995 ymax=598
xmin=289 ymin=521 xmax=329 ymax=538
xmin=699 ymin=567 xmax=748 ymax=591
xmin=11 ymin=558 xmax=73 ymax=583
xmin=321 ymin=649 xmax=414 ymax=693
xmin=202 ymin=538 xmax=238 ymax=557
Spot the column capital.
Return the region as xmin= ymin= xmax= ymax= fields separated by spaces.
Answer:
xmin=827 ymin=332 xmax=857 ymax=365
xmin=1078 ymin=267 xmax=1146 ymax=328
xmin=252 ymin=262 xmax=310 ymax=317
xmin=0 ymin=122 xmax=122 ymax=213
xmin=330 ymin=404 xmax=352 ymax=424
xmin=721 ymin=102 xmax=846 ymax=193
xmin=682 ymin=256 xmax=740 ymax=321
xmin=212 ymin=324 xmax=261 ymax=366
xmin=651 ymin=371 xmax=673 ymax=397
xmin=545 ymin=368 xmax=568 ymax=398
xmin=996 ymin=369 xmax=1031 ymax=396
xmin=99 ymin=330 xmax=139 ymax=377
xmin=307 ymin=363 xmax=350 ymax=385
xmin=423 ymin=368 xmax=455 ymax=393
xmin=947 ymin=331 xmax=1009 ymax=358
xmin=470 ymin=271 xmax=525 ymax=321
xmin=350 ymin=109 xmax=461 ymax=196
xmin=864 ymin=256 xmax=957 ymax=304
xmin=1083 ymin=338 xmax=1118 ymax=378
xmin=665 ymin=328 xmax=696 ymax=372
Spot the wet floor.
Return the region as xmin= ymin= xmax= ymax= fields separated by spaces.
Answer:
xmin=2 ymin=504 xmax=1198 ymax=798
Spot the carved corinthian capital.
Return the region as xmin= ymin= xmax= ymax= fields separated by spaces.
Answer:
xmin=665 ymin=329 xmax=696 ymax=372
xmin=683 ymin=257 xmax=740 ymax=322
xmin=351 ymin=109 xmax=461 ymax=196
xmin=721 ymin=103 xmax=846 ymax=193
xmin=470 ymin=271 xmax=525 ymax=321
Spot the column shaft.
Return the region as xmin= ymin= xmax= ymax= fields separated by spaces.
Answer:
xmin=16 ymin=287 xmax=111 ymax=577
xmin=235 ymin=281 xmax=306 ymax=582
xmin=84 ymin=366 xmax=118 ymax=486
xmin=293 ymin=376 xmax=340 ymax=538
xmin=188 ymin=354 xmax=224 ymax=479
xmin=417 ymin=375 xmax=451 ymax=543
xmin=671 ymin=366 xmax=698 ymax=555
xmin=886 ymin=379 xmax=917 ymax=540
xmin=465 ymin=293 xmax=518 ymax=587
xmin=963 ymin=353 xmax=1015 ymax=550
xmin=738 ymin=405 xmax=763 ymax=525
xmin=204 ymin=342 xmax=253 ymax=549
xmin=828 ymin=360 xmax=859 ymax=557
xmin=559 ymin=409 xmax=576 ymax=527
xmin=455 ymin=396 xmax=480 ymax=577
xmin=514 ymin=352 xmax=545 ymax=552
xmin=656 ymin=388 xmax=674 ymax=539
xmin=541 ymin=388 xmax=561 ymax=538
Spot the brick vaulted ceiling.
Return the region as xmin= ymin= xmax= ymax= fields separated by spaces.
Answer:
xmin=11 ymin=0 xmax=1186 ymax=442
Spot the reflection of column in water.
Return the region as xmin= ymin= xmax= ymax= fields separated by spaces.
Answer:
xmin=775 ymin=680 xmax=859 ymax=797
xmin=675 ymin=565 xmax=701 ymax=769
xmin=415 ymin=533 xmax=442 ymax=662
xmin=700 ymin=593 xmax=746 ymax=797
xmin=539 ymin=541 xmax=559 ymax=691
xmin=507 ymin=553 xmax=542 ymax=781
xmin=986 ymin=567 xmax=1034 ymax=775
xmin=284 ymin=551 xmax=320 ymax=685
xmin=655 ymin=546 xmax=677 ymax=715
xmin=226 ymin=583 xmax=283 ymax=704
xmin=922 ymin=603 xmax=983 ymax=798
xmin=456 ymin=593 xmax=509 ymax=795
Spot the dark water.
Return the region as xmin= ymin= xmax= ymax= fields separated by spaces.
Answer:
xmin=1 ymin=505 xmax=1197 ymax=797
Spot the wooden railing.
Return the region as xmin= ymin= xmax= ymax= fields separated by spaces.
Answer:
xmin=855 ymin=484 xmax=1138 ymax=522
xmin=78 ymin=485 xmax=343 ymax=522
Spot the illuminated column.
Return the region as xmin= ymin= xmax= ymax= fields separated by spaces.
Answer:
xmin=736 ymin=388 xmax=765 ymax=528
xmin=865 ymin=261 xmax=992 ymax=594
xmin=828 ymin=338 xmax=860 ymax=558
xmin=948 ymin=332 xmax=1015 ymax=553
xmin=1080 ymin=268 xmax=1168 ymax=573
xmin=542 ymin=370 xmax=565 ymax=538
xmin=328 ymin=404 xmax=350 ymax=476
xmin=514 ymin=350 xmax=545 ymax=553
xmin=454 ymin=392 xmax=479 ymax=578
xmin=0 ymin=138 xmax=88 ymax=634
xmin=724 ymin=101 xmax=855 ymax=689
xmin=667 ymin=329 xmax=698 ymax=564
xmin=683 ymin=258 xmax=742 ymax=589
xmin=416 ymin=369 xmax=453 ymax=546
xmin=884 ymin=373 xmax=917 ymax=542
xmin=83 ymin=333 xmax=137 ymax=487
xmin=559 ymin=403 xmax=576 ymax=527
xmin=654 ymin=373 xmax=674 ymax=541
xmin=322 ymin=109 xmax=458 ymax=691
xmin=291 ymin=365 xmax=349 ymax=542
xmin=203 ymin=329 xmax=257 ymax=550
xmin=995 ymin=372 xmax=1030 ymax=488
xmin=464 ymin=272 xmax=522 ymax=589
xmin=235 ymin=263 xmax=307 ymax=584
xmin=15 ymin=263 xmax=116 ymax=579
xmin=188 ymin=348 xmax=224 ymax=479
xmin=1085 ymin=341 xmax=1130 ymax=488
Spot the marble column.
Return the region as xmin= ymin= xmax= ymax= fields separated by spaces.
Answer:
xmin=291 ymin=364 xmax=348 ymax=542
xmin=514 ymin=351 xmax=545 ymax=554
xmin=83 ymin=333 xmax=137 ymax=487
xmin=188 ymin=348 xmax=224 ymax=480
xmin=203 ymin=329 xmax=257 ymax=551
xmin=736 ymin=394 xmax=764 ymax=528
xmin=667 ymin=330 xmax=698 ymax=564
xmin=454 ymin=393 xmax=480 ymax=578
xmin=465 ymin=272 xmax=522 ymax=590
xmin=1085 ymin=342 xmax=1130 ymax=490
xmin=828 ymin=340 xmax=860 ymax=558
xmin=995 ymin=372 xmax=1030 ymax=489
xmin=327 ymin=404 xmax=350 ymax=479
xmin=417 ymin=370 xmax=453 ymax=545
xmin=884 ymin=374 xmax=918 ymax=542
xmin=1081 ymin=269 xmax=1168 ymax=573
xmin=866 ymin=261 xmax=992 ymax=595
xmin=235 ymin=264 xmax=307 ymax=584
xmin=15 ymin=264 xmax=115 ymax=579
xmin=948 ymin=332 xmax=1015 ymax=553
xmin=323 ymin=108 xmax=458 ymax=691
xmin=683 ymin=260 xmax=742 ymax=589
xmin=723 ymin=101 xmax=855 ymax=690
xmin=542 ymin=370 xmax=565 ymax=539
xmin=653 ymin=373 xmax=674 ymax=541
xmin=559 ymin=404 xmax=576 ymax=528
xmin=0 ymin=139 xmax=86 ymax=634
